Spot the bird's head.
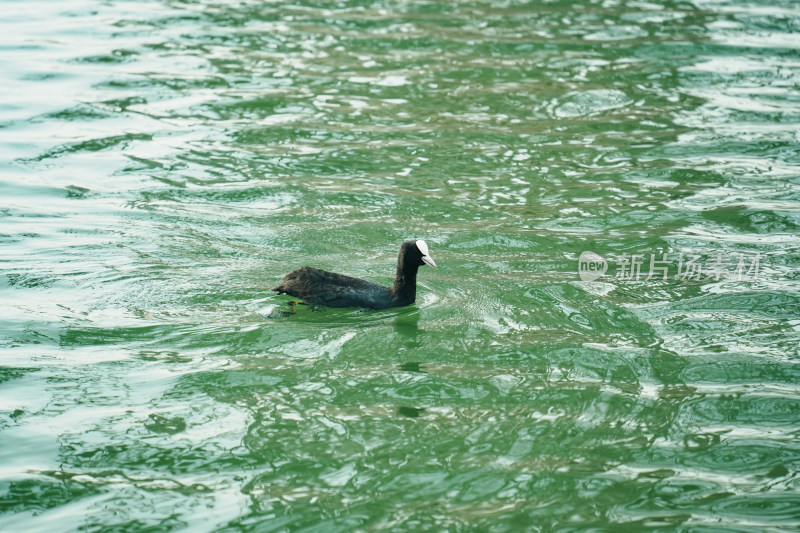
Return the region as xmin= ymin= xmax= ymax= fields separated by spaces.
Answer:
xmin=404 ymin=239 xmax=437 ymax=269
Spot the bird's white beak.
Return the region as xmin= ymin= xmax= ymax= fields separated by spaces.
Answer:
xmin=416 ymin=239 xmax=437 ymax=269
xmin=422 ymin=255 xmax=437 ymax=269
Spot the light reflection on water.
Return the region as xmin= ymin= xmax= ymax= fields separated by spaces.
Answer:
xmin=2 ymin=0 xmax=800 ymax=530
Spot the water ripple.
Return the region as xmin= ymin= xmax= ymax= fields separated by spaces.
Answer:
xmin=2 ymin=0 xmax=799 ymax=531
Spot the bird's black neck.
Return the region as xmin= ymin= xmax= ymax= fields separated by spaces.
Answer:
xmin=391 ymin=260 xmax=419 ymax=306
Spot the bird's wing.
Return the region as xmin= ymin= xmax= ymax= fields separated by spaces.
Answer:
xmin=273 ymin=267 xmax=389 ymax=308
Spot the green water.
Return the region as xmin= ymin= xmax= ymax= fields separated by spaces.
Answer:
xmin=2 ymin=0 xmax=800 ymax=530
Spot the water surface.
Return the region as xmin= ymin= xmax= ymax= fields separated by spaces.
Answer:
xmin=2 ymin=0 xmax=799 ymax=531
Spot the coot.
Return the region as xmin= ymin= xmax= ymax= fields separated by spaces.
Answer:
xmin=273 ymin=240 xmax=437 ymax=309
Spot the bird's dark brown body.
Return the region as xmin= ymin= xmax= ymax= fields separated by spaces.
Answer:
xmin=272 ymin=240 xmax=436 ymax=309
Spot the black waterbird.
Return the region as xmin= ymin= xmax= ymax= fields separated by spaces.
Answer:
xmin=272 ymin=240 xmax=437 ymax=309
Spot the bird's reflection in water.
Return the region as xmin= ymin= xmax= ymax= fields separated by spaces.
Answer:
xmin=394 ymin=311 xmax=427 ymax=370
xmin=397 ymin=361 xmax=426 ymax=373
xmin=394 ymin=311 xmax=428 ymax=416
xmin=393 ymin=308 xmax=421 ymax=346
xmin=397 ymin=406 xmax=425 ymax=418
